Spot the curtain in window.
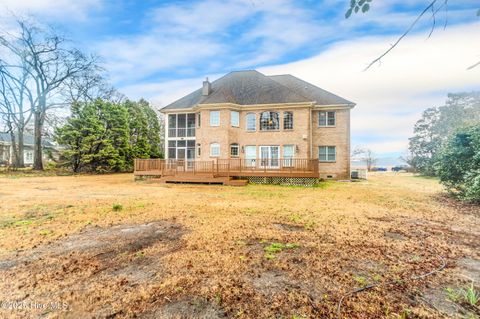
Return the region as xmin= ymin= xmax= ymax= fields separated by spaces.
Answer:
xmin=260 ymin=112 xmax=279 ymax=130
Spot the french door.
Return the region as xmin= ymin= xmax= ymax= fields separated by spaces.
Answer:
xmin=259 ymin=146 xmax=279 ymax=168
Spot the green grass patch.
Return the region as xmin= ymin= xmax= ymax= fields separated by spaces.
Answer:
xmin=112 ymin=203 xmax=123 ymax=211
xmin=445 ymin=283 xmax=479 ymax=306
xmin=353 ymin=275 xmax=368 ymax=288
xmin=264 ymin=242 xmax=300 ymax=259
xmin=39 ymin=229 xmax=53 ymax=236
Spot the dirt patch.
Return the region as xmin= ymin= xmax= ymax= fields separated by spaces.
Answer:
xmin=251 ymin=270 xmax=296 ymax=295
xmin=455 ymin=258 xmax=480 ymax=283
xmin=420 ymin=287 xmax=464 ymax=318
xmin=0 ymin=220 xmax=183 ymax=270
xmin=144 ymin=298 xmax=226 ymax=319
xmin=384 ymin=231 xmax=407 ymax=241
xmin=0 ymin=220 xmax=185 ymax=318
xmin=273 ymin=223 xmax=304 ymax=232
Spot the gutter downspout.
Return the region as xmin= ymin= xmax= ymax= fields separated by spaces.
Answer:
xmin=309 ymin=103 xmax=314 ymax=160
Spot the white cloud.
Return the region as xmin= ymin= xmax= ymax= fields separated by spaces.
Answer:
xmin=259 ymin=22 xmax=480 ymax=155
xmin=98 ymin=0 xmax=347 ymax=84
xmin=0 ymin=0 xmax=102 ymax=20
xmin=129 ymin=22 xmax=479 ymax=156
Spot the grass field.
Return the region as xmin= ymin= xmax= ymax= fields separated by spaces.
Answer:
xmin=0 ymin=173 xmax=478 ymax=318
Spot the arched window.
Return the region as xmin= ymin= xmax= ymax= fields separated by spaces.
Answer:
xmin=230 ymin=143 xmax=239 ymax=157
xmin=210 ymin=143 xmax=220 ymax=157
xmin=246 ymin=113 xmax=256 ymax=131
xmin=260 ymin=111 xmax=279 ymax=130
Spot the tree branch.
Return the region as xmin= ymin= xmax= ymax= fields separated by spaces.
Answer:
xmin=364 ymin=0 xmax=438 ymax=71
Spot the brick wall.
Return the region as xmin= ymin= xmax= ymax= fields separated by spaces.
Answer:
xmin=165 ymin=105 xmax=351 ymax=179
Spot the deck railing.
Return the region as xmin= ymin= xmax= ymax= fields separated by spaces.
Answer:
xmin=134 ymin=158 xmax=319 ymax=178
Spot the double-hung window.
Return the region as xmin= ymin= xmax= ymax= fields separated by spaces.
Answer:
xmin=319 ymin=146 xmax=336 ymax=162
xmin=246 ymin=113 xmax=256 ymax=131
xmin=319 ymin=111 xmax=336 ymax=127
xmin=210 ymin=143 xmax=220 ymax=157
xmin=230 ymin=143 xmax=239 ymax=157
xmin=283 ymin=112 xmax=293 ymax=130
xmin=231 ymin=111 xmax=239 ymax=127
xmin=210 ymin=111 xmax=220 ymax=126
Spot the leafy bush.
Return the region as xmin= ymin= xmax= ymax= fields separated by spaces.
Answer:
xmin=437 ymin=125 xmax=480 ymax=202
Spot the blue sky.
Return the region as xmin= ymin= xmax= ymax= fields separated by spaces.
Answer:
xmin=1 ymin=0 xmax=479 ymax=157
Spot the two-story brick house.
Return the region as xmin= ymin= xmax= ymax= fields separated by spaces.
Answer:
xmin=154 ymin=70 xmax=355 ymax=182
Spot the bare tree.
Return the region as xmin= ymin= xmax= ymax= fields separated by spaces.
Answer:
xmin=0 ymin=19 xmax=97 ymax=170
xmin=0 ymin=59 xmax=34 ymax=167
xmin=353 ymin=147 xmax=377 ymax=171
xmin=63 ymin=68 xmax=119 ymax=104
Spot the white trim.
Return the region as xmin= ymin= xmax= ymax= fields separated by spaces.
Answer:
xmin=210 ymin=142 xmax=220 ymax=157
xmin=318 ymin=145 xmax=336 ymax=162
xmin=318 ymin=111 xmax=336 ymax=127
xmin=210 ymin=110 xmax=220 ymax=127
xmin=230 ymin=111 xmax=240 ymax=127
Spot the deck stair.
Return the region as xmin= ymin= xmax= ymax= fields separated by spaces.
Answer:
xmin=158 ymin=172 xmax=248 ymax=186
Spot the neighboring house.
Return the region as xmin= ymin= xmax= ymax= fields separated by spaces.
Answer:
xmin=134 ymin=70 xmax=355 ymax=184
xmin=0 ymin=132 xmax=60 ymax=166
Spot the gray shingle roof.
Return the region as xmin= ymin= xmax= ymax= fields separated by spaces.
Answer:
xmin=269 ymin=74 xmax=354 ymax=106
xmin=0 ymin=132 xmax=56 ymax=147
xmin=162 ymin=70 xmax=354 ymax=110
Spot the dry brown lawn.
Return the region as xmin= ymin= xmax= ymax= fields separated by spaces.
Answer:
xmin=0 ymin=172 xmax=478 ymax=318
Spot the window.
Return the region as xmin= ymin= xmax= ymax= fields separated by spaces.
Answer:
xmin=230 ymin=143 xmax=239 ymax=157
xmin=283 ymin=111 xmax=293 ymax=130
xmin=187 ymin=113 xmax=195 ymax=137
xmin=245 ymin=146 xmax=256 ymax=167
xmin=25 ymin=151 xmax=33 ymax=161
xmin=168 ymin=114 xmax=177 ymax=137
xmin=283 ymin=145 xmax=294 ymax=167
xmin=319 ymin=146 xmax=336 ymax=162
xmin=197 ymin=113 xmax=201 ymax=128
xmin=197 ymin=143 xmax=201 ymax=157
xmin=177 ymin=114 xmax=186 ymax=137
xmin=210 ymin=143 xmax=220 ymax=157
xmin=246 ymin=113 xmax=256 ymax=131
xmin=168 ymin=114 xmax=195 ymax=137
xmin=260 ymin=111 xmax=279 ymax=130
xmin=167 ymin=140 xmax=196 ymax=160
xmin=231 ymin=111 xmax=239 ymax=127
xmin=319 ymin=111 xmax=336 ymax=127
xmin=210 ymin=111 xmax=220 ymax=126
xmin=168 ymin=141 xmax=176 ymax=159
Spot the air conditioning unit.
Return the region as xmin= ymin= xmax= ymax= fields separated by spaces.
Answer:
xmin=302 ymin=134 xmax=307 ymax=140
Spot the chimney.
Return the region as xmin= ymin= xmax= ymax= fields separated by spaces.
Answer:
xmin=202 ymin=77 xmax=211 ymax=96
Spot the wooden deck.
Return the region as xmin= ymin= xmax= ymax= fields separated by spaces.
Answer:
xmin=134 ymin=158 xmax=319 ymax=184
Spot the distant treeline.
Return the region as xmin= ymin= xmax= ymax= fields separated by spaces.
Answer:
xmin=407 ymin=92 xmax=480 ymax=202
